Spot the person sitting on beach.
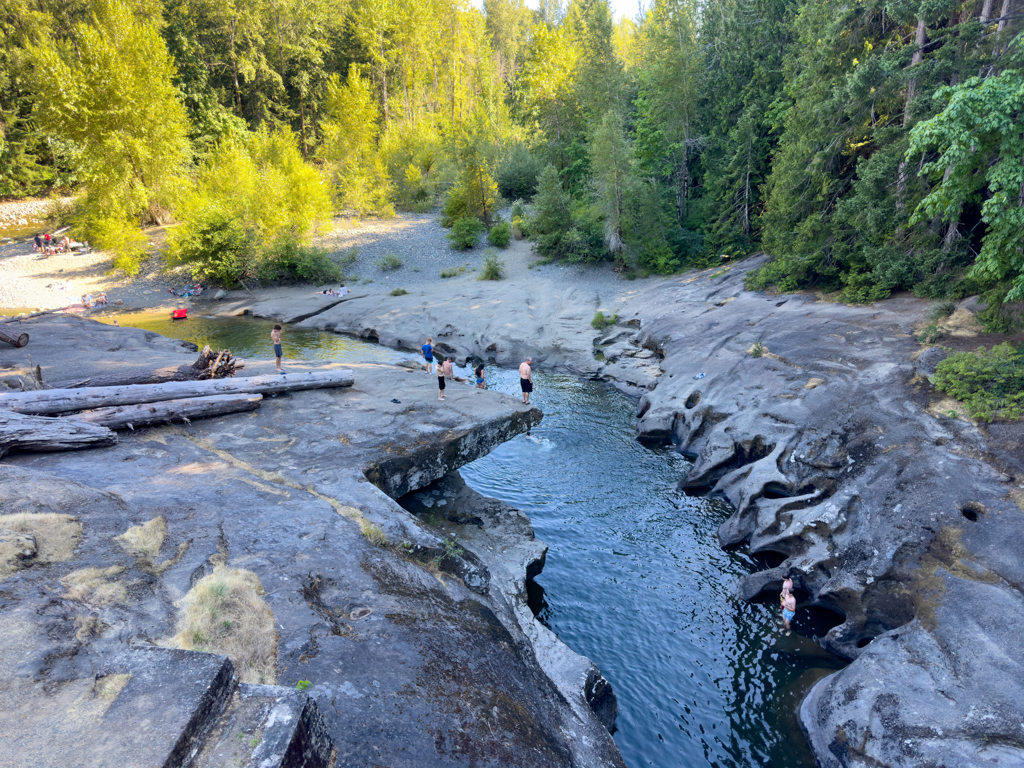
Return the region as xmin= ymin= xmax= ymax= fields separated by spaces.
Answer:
xmin=442 ymin=356 xmax=467 ymax=383
xmin=82 ymin=294 xmax=94 ymax=309
xmin=338 ymin=283 xmax=348 ymax=296
xmin=94 ymin=292 xmax=108 ymax=306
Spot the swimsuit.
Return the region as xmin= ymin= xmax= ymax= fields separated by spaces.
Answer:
xmin=274 ymin=343 xmax=282 ymax=358
xmin=437 ymin=375 xmax=445 ymax=391
xmin=476 ymin=377 xmax=484 ymax=385
xmin=520 ymin=378 xmax=532 ymax=393
xmin=783 ymin=609 xmax=795 ymax=622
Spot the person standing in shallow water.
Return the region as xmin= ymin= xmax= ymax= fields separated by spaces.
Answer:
xmin=519 ymin=357 xmax=533 ymax=404
xmin=272 ymin=324 xmax=284 ymax=374
xmin=781 ymin=581 xmax=796 ymax=632
xmin=475 ymin=363 xmax=485 ymax=389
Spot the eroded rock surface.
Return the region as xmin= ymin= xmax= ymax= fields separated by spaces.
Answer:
xmin=620 ymin=260 xmax=1024 ymax=766
xmin=238 ymin=257 xmax=1024 ymax=765
xmin=0 ymin=316 xmax=623 ymax=768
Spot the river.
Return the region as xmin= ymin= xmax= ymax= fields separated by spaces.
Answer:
xmin=111 ymin=313 xmax=845 ymax=768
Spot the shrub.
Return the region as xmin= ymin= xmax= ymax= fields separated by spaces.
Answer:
xmin=497 ymin=144 xmax=542 ymax=201
xmin=390 ymin=288 xmax=409 ymax=296
xmin=441 ymin=265 xmax=468 ymax=278
xmin=376 ymin=253 xmax=403 ymax=271
xmin=447 ymin=217 xmax=486 ymax=250
xmin=257 ymin=233 xmax=341 ymax=284
xmin=511 ymin=199 xmax=527 ymax=221
xmin=480 ymin=251 xmax=505 ymax=281
xmin=94 ymin=218 xmax=150 ymax=277
xmin=932 ymin=343 xmax=1024 ymax=422
xmin=592 ymin=311 xmax=618 ymax=330
xmin=487 ymin=220 xmax=511 ymax=248
xmin=930 ymin=300 xmax=958 ymax=321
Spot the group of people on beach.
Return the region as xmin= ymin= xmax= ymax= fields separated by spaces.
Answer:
xmin=421 ymin=336 xmax=533 ymax=404
xmin=33 ymin=232 xmax=85 ymax=256
xmin=318 ymin=283 xmax=349 ymax=297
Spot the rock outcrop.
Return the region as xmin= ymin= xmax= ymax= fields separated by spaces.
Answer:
xmin=230 ymin=258 xmax=1024 ymax=766
xmin=0 ymin=316 xmax=624 ymax=768
xmin=620 ymin=259 xmax=1024 ymax=766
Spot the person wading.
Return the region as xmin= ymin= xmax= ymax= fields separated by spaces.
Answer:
xmin=780 ymin=579 xmax=796 ymax=632
xmin=519 ymin=357 xmax=533 ymax=404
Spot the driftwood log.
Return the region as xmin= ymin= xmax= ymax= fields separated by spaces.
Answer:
xmin=0 ymin=410 xmax=115 ymax=458
xmin=0 ymin=325 xmax=29 ymax=348
xmin=73 ymin=394 xmax=264 ymax=430
xmin=51 ymin=346 xmax=244 ymax=389
xmin=0 ymin=369 xmax=355 ymax=415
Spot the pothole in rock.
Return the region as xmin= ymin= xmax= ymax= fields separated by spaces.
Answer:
xmin=750 ymin=549 xmax=788 ymax=570
xmin=960 ymin=501 xmax=985 ymax=522
xmin=349 ymin=606 xmax=373 ymax=621
xmin=685 ymin=391 xmax=701 ymax=409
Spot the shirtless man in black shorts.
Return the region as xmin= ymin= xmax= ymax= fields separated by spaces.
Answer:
xmin=519 ymin=357 xmax=533 ymax=404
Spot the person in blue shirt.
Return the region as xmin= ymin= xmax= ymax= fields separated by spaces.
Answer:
xmin=422 ymin=337 xmax=434 ymax=374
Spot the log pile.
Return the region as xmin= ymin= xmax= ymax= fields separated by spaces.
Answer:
xmin=191 ymin=345 xmax=241 ymax=379
xmin=0 ymin=369 xmax=355 ymax=458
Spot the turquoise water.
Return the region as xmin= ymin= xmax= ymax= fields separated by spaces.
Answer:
xmin=112 ymin=313 xmax=844 ymax=767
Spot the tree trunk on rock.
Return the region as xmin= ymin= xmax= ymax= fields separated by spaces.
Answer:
xmin=0 ymin=326 xmax=29 ymax=348
xmin=72 ymin=394 xmax=264 ymax=430
xmin=51 ymin=347 xmax=245 ymax=389
xmin=0 ymin=410 xmax=115 ymax=458
xmin=0 ymin=370 xmax=355 ymax=416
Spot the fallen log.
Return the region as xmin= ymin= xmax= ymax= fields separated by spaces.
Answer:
xmin=0 ymin=369 xmax=354 ymax=415
xmin=50 ymin=346 xmax=242 ymax=389
xmin=0 ymin=325 xmax=29 ymax=348
xmin=0 ymin=410 xmax=116 ymax=458
xmin=72 ymin=394 xmax=264 ymax=430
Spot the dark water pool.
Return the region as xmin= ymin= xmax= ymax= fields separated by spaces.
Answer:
xmin=111 ymin=313 xmax=844 ymax=768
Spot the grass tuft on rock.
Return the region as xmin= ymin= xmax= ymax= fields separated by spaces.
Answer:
xmin=389 ymin=288 xmax=409 ymax=296
xmin=591 ymin=311 xmax=617 ymax=330
xmin=360 ymin=519 xmax=388 ymax=547
xmin=170 ymin=565 xmax=277 ymax=684
xmin=0 ymin=513 xmax=82 ymax=581
xmin=116 ymin=516 xmax=166 ymax=558
xmin=62 ymin=565 xmax=127 ymax=605
xmin=376 ymin=253 xmax=403 ymax=271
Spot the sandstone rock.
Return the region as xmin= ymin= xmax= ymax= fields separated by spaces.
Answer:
xmin=213 ymin=289 xmax=227 ymax=300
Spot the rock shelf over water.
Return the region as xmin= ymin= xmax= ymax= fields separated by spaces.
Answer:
xmin=0 ymin=316 xmax=623 ymax=768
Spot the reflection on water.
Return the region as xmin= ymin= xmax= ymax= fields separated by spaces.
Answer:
xmin=102 ymin=312 xmax=420 ymax=367
xmin=111 ymin=313 xmax=843 ymax=768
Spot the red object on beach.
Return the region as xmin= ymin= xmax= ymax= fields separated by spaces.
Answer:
xmin=171 ymin=308 xmax=188 ymax=320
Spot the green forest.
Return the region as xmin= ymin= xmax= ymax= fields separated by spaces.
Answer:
xmin=1 ymin=0 xmax=1022 ymax=323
